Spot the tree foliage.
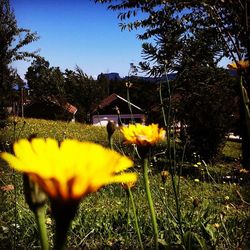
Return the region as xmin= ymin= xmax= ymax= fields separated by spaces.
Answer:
xmin=95 ymin=0 xmax=249 ymax=73
xmin=25 ymin=57 xmax=65 ymax=100
xmin=64 ymin=66 xmax=106 ymax=121
xmin=94 ymin=0 xmax=247 ymax=160
xmin=0 ymin=0 xmax=39 ymax=126
xmin=175 ymin=66 xmax=238 ymax=160
xmin=26 ymin=58 xmax=107 ymax=122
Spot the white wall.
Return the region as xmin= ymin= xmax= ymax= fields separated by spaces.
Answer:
xmin=92 ymin=114 xmax=145 ymax=126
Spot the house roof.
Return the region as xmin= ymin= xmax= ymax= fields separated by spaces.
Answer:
xmin=64 ymin=103 xmax=78 ymax=114
xmin=92 ymin=93 xmax=144 ymax=114
xmin=25 ymin=96 xmax=77 ymax=114
xmin=42 ymin=96 xmax=78 ymax=114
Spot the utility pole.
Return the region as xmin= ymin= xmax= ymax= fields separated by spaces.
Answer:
xmin=21 ymin=87 xmax=24 ymax=118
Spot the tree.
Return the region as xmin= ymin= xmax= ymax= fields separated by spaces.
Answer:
xmin=26 ymin=57 xmax=65 ymax=101
xmin=175 ymin=66 xmax=238 ymax=160
xmin=64 ymin=66 xmax=106 ymax=122
xmin=0 ymin=0 xmax=39 ymax=126
xmin=97 ymin=73 xmax=111 ymax=96
xmin=25 ymin=57 xmax=51 ymax=99
xmin=95 ymin=0 xmax=250 ymax=163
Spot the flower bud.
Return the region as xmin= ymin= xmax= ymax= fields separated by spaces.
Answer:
xmin=193 ymin=198 xmax=199 ymax=208
xmin=161 ymin=170 xmax=169 ymax=183
xmin=23 ymin=174 xmax=47 ymax=212
xmin=106 ymin=120 xmax=116 ymax=138
xmin=121 ymin=181 xmax=136 ymax=190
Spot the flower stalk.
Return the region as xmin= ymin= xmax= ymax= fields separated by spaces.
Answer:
xmin=51 ymin=201 xmax=78 ymax=250
xmin=34 ymin=207 xmax=49 ymax=250
xmin=240 ymin=75 xmax=250 ymax=139
xmin=143 ymin=157 xmax=158 ymax=250
xmin=107 ymin=120 xmax=116 ymax=150
xmin=128 ymin=187 xmax=144 ymax=250
xmin=1 ymin=138 xmax=137 ymax=250
xmin=121 ymin=123 xmax=165 ymax=249
xmin=22 ymin=174 xmax=48 ymax=250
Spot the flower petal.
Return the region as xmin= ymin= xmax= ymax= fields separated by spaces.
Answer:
xmin=1 ymin=138 xmax=136 ymax=202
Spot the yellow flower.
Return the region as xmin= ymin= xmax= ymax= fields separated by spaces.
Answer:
xmin=213 ymin=223 xmax=220 ymax=229
xmin=160 ymin=170 xmax=169 ymax=183
xmin=121 ymin=181 xmax=136 ymax=190
xmin=121 ymin=123 xmax=166 ymax=147
xmin=45 ymin=218 xmax=52 ymax=225
xmin=239 ymin=168 xmax=249 ymax=174
xmin=1 ymin=138 xmax=137 ymax=202
xmin=227 ymin=60 xmax=249 ymax=70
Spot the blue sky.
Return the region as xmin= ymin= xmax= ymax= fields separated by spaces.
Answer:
xmin=11 ymin=0 xmax=230 ymax=81
xmin=11 ymin=0 xmax=143 ymax=80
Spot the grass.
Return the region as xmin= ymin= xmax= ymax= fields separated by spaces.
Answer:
xmin=0 ymin=117 xmax=249 ymax=249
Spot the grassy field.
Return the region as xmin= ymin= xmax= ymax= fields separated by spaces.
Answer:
xmin=0 ymin=117 xmax=249 ymax=249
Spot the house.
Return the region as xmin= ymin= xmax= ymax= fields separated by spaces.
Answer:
xmin=23 ymin=96 xmax=77 ymax=121
xmin=91 ymin=93 xmax=146 ymax=126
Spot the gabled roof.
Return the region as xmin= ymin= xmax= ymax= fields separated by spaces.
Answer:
xmin=64 ymin=103 xmax=78 ymax=114
xmin=92 ymin=93 xmax=143 ymax=113
xmin=25 ymin=96 xmax=77 ymax=114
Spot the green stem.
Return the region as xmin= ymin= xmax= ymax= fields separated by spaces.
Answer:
xmin=34 ymin=207 xmax=49 ymax=250
xmin=188 ymin=207 xmax=195 ymax=250
xmin=143 ymin=157 xmax=158 ymax=249
xmin=240 ymin=75 xmax=250 ymax=139
xmin=127 ymin=85 xmax=135 ymax=124
xmin=128 ymin=187 xmax=144 ymax=250
xmin=108 ymin=135 xmax=113 ymax=150
xmin=159 ymin=80 xmax=167 ymax=128
xmin=171 ymin=175 xmax=184 ymax=239
xmin=125 ymin=191 xmax=130 ymax=246
xmin=13 ymin=171 xmax=17 ymax=249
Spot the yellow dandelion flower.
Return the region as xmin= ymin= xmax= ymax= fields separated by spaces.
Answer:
xmin=213 ymin=223 xmax=220 ymax=229
xmin=121 ymin=123 xmax=166 ymax=147
xmin=239 ymin=168 xmax=249 ymax=174
xmin=227 ymin=60 xmax=249 ymax=71
xmin=1 ymin=138 xmax=137 ymax=202
xmin=160 ymin=170 xmax=169 ymax=183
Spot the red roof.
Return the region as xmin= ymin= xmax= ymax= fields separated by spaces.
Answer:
xmin=93 ymin=93 xmax=143 ymax=113
xmin=64 ymin=103 xmax=77 ymax=114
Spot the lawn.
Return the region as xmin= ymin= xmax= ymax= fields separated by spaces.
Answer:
xmin=0 ymin=117 xmax=249 ymax=249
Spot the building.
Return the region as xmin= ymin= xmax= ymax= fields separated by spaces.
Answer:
xmin=91 ymin=93 xmax=146 ymax=126
xmin=23 ymin=96 xmax=77 ymax=121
